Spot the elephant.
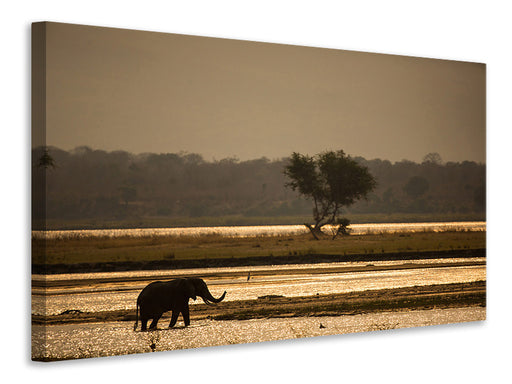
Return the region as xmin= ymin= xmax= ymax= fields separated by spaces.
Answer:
xmin=134 ymin=277 xmax=227 ymax=331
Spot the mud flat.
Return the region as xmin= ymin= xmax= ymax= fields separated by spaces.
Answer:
xmin=33 ymin=281 xmax=485 ymax=325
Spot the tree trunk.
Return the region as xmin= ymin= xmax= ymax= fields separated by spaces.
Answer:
xmin=332 ymin=223 xmax=350 ymax=240
xmin=304 ymin=223 xmax=323 ymax=240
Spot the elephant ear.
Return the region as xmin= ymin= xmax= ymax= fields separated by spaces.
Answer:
xmin=183 ymin=279 xmax=197 ymax=300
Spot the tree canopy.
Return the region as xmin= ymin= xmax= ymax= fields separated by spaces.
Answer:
xmin=284 ymin=150 xmax=376 ymax=239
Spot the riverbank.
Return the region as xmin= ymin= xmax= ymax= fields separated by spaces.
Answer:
xmin=32 ymin=230 xmax=486 ymax=274
xmin=32 ymin=281 xmax=486 ymax=326
xmin=33 ymin=248 xmax=485 ymax=274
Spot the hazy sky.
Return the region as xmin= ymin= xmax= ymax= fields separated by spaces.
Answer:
xmin=42 ymin=22 xmax=486 ymax=163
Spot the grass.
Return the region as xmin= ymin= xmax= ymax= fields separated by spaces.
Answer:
xmin=32 ymin=230 xmax=486 ymax=266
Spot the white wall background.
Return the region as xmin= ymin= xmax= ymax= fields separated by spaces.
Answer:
xmin=2 ymin=1 xmax=510 ymax=383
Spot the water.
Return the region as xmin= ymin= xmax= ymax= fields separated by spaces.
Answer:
xmin=31 ymin=221 xmax=487 ymax=361
xmin=32 ymin=258 xmax=485 ymax=316
xmin=32 ymin=221 xmax=485 ymax=239
xmin=32 ymin=307 xmax=486 ymax=361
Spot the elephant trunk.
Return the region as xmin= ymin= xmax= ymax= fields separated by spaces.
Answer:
xmin=201 ymin=289 xmax=226 ymax=305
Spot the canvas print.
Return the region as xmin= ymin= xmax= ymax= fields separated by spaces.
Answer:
xmin=31 ymin=22 xmax=486 ymax=362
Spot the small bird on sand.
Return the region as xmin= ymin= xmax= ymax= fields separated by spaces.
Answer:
xmin=319 ymin=323 xmax=326 ymax=329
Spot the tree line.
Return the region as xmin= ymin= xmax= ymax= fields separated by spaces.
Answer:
xmin=32 ymin=146 xmax=485 ymax=224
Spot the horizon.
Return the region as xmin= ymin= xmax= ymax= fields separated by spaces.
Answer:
xmin=37 ymin=144 xmax=486 ymax=165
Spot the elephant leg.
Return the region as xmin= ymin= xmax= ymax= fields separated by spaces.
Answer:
xmin=149 ymin=314 xmax=162 ymax=330
xmin=182 ymin=306 xmax=191 ymax=327
xmin=140 ymin=315 xmax=149 ymax=331
xmin=169 ymin=310 xmax=179 ymax=328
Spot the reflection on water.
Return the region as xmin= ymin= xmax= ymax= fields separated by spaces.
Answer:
xmin=32 ymin=221 xmax=486 ymax=239
xmin=32 ymin=258 xmax=484 ymax=284
xmin=32 ymin=259 xmax=485 ymax=316
xmin=31 ymin=221 xmax=487 ymax=361
xmin=32 ymin=307 xmax=486 ymax=361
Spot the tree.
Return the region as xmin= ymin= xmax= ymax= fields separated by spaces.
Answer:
xmin=403 ymin=176 xmax=429 ymax=199
xmin=284 ymin=150 xmax=376 ymax=239
xmin=37 ymin=147 xmax=56 ymax=169
xmin=422 ymin=152 xmax=443 ymax=165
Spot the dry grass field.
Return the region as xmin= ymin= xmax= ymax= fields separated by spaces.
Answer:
xmin=33 ymin=230 xmax=485 ymax=267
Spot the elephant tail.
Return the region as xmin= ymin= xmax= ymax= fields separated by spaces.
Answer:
xmin=134 ymin=303 xmax=139 ymax=331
